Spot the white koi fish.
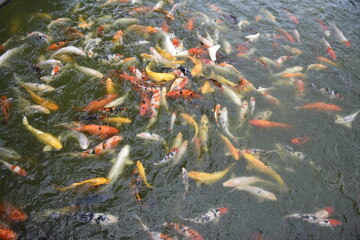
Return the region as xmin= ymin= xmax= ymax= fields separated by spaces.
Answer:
xmin=245 ymin=33 xmax=260 ymax=42
xmin=51 ymin=46 xmax=86 ymax=58
xmin=172 ymin=141 xmax=187 ymax=166
xmin=249 ymin=97 xmax=256 ymax=116
xmin=222 ymin=85 xmax=242 ymax=106
xmin=182 ymin=167 xmax=189 ymax=195
xmin=182 ymin=207 xmax=228 ymax=224
xmin=219 ymin=107 xmax=239 ymax=142
xmin=74 ymin=64 xmax=103 ymax=79
xmin=208 ymin=44 xmax=220 ymax=61
xmin=223 ymin=176 xmax=272 ymax=188
xmin=107 ymin=145 xmax=132 ymax=184
xmin=232 ymin=185 xmax=277 ymax=202
xmin=0 ymin=46 xmax=23 ymax=67
xmin=169 ymin=112 xmax=176 ymax=133
xmin=330 ymin=21 xmax=351 ymax=47
xmin=334 ymin=111 xmax=360 ymax=128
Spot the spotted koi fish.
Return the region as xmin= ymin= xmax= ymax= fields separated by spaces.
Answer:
xmin=182 ymin=207 xmax=228 ymax=224
xmin=0 ymin=224 xmax=17 ymax=240
xmin=163 ymin=222 xmax=205 ymax=240
xmin=73 ymin=212 xmax=118 ymax=225
xmin=80 ymin=135 xmax=122 ymax=157
xmin=0 ymin=160 xmax=26 ymax=176
xmin=154 ymin=148 xmax=179 ymax=165
xmin=78 ymin=94 xmax=118 ymax=112
xmin=167 ymin=89 xmax=202 ymax=100
xmin=146 ymin=88 xmax=160 ymax=128
xmin=71 ymin=124 xmax=119 ymax=139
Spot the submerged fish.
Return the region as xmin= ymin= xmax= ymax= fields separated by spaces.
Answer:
xmin=73 ymin=212 xmax=118 ymax=225
xmin=188 ymin=162 xmax=236 ymax=185
xmin=182 ymin=207 xmax=228 ymax=224
xmin=232 ymin=185 xmax=277 ymax=202
xmin=107 ymin=145 xmax=132 ymax=184
xmin=334 ymin=111 xmax=360 ymax=128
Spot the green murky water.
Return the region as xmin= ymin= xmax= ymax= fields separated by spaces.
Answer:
xmin=0 ymin=0 xmax=360 ymax=239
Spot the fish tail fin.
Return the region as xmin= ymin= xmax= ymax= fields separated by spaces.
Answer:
xmin=56 ymin=187 xmax=68 ymax=191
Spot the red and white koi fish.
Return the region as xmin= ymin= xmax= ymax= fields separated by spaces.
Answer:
xmin=0 ymin=160 xmax=26 ymax=176
xmin=316 ymin=19 xmax=330 ymax=37
xmin=163 ymin=222 xmax=205 ymax=240
xmin=275 ymin=56 xmax=294 ymax=66
xmin=239 ymin=100 xmax=249 ymax=127
xmin=285 ymin=206 xmax=334 ymax=220
xmin=261 ymin=91 xmax=280 ymax=105
xmin=182 ymin=207 xmax=228 ymax=224
xmin=146 ymin=88 xmax=160 ymax=129
xmin=282 ymin=9 xmax=299 ymax=24
xmin=135 ymin=215 xmax=176 ymax=240
xmin=154 ymin=148 xmax=179 ymax=165
xmin=322 ymin=37 xmax=336 ymax=60
xmin=290 ymin=136 xmax=310 ymax=146
xmin=249 ymin=97 xmax=256 ymax=116
xmin=330 ymin=23 xmax=351 ymax=47
xmin=213 ymin=104 xmax=221 ymax=127
xmin=80 ymin=135 xmax=122 ymax=157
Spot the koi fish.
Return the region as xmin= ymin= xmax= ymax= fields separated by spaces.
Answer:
xmin=73 ymin=212 xmax=118 ymax=225
xmin=47 ymin=40 xmax=68 ymax=51
xmin=0 ymin=160 xmax=26 ymax=176
xmin=322 ymin=37 xmax=336 ymax=60
xmin=334 ymin=111 xmax=360 ymax=128
xmin=167 ymin=89 xmax=202 ymax=100
xmin=285 ymin=206 xmax=334 ymax=220
xmin=275 ymin=28 xmax=295 ymax=44
xmin=219 ymin=133 xmax=239 ymax=160
xmin=80 ymin=135 xmax=122 ymax=157
xmin=22 ymin=85 xmax=58 ymax=111
xmin=188 ymin=162 xmax=236 ymax=185
xmin=199 ymin=114 xmax=209 ymax=154
xmin=72 ymin=124 xmax=119 ymax=139
xmin=239 ymin=100 xmax=249 ymax=127
xmin=0 ymin=147 xmax=20 ymax=160
xmin=316 ymin=19 xmax=330 ymax=37
xmin=295 ymin=102 xmax=342 ymax=112
xmin=131 ymin=168 xmax=143 ymax=205
xmin=232 ymin=185 xmax=277 ymax=202
xmin=0 ymin=96 xmax=10 ymax=123
xmin=107 ymin=145 xmax=132 ymax=184
xmin=182 ymin=207 xmax=228 ymax=224
xmin=243 ymin=153 xmax=286 ymax=189
xmin=51 ymin=46 xmax=86 ymax=59
xmin=169 ymin=112 xmax=176 ymax=133
xmin=74 ymin=64 xmax=104 ymax=79
xmin=253 ymin=110 xmax=273 ymax=121
xmin=0 ymin=224 xmax=17 ymax=240
xmin=78 ymin=94 xmax=117 ymax=112
xmin=136 ymin=132 xmax=165 ymax=142
xmin=285 ymin=213 xmax=341 ymax=227
xmin=0 ymin=202 xmax=27 ymax=222
xmin=180 ymin=113 xmax=199 ymax=143
xmin=249 ymin=119 xmax=293 ymax=130
xmin=310 ymin=83 xmax=342 ymax=99
xmin=139 ymin=92 xmax=151 ymax=116
xmin=307 ymin=64 xmax=327 ymax=71
xmin=316 ymin=57 xmax=338 ymax=67
xmin=329 ymin=22 xmax=351 ymax=46
xmin=145 ymin=64 xmax=176 ymax=83
xmin=163 ymin=222 xmax=205 ymax=240
xmin=146 ymin=88 xmax=160 ymax=129
xmin=57 ymin=177 xmax=110 ymax=191
xmin=182 ymin=167 xmax=189 ymax=195
xmin=260 ymin=91 xmax=280 ymax=105
xmin=160 ymin=87 xmax=170 ymax=113
xmin=249 ymin=97 xmax=256 ymax=116
xmin=213 ymin=104 xmax=221 ymax=127
xmin=282 ymin=9 xmax=299 ymax=24
xmin=283 ymin=45 xmax=302 ymax=55
xmin=219 ymin=107 xmax=239 ymax=142
xmin=223 ymin=176 xmax=272 ymax=188
xmin=290 ymin=136 xmax=310 ymax=146
xmin=135 ymin=215 xmax=176 ymax=240
xmin=136 ymin=161 xmax=153 ymax=188
xmin=23 ymin=116 xmax=62 ymax=150
xmin=154 ymin=148 xmax=179 ymax=165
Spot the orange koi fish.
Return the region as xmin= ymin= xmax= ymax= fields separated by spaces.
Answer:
xmin=0 ymin=96 xmax=10 ymax=123
xmin=112 ymin=30 xmax=123 ymax=45
xmin=139 ymin=92 xmax=151 ymax=116
xmin=0 ymin=202 xmax=27 ymax=222
xmin=249 ymin=119 xmax=293 ymax=130
xmin=22 ymin=86 xmax=59 ymax=111
xmin=78 ymin=94 xmax=117 ymax=112
xmin=322 ymin=37 xmax=336 ymax=60
xmin=316 ymin=19 xmax=330 ymax=37
xmin=163 ymin=222 xmax=205 ymax=240
xmin=0 ymin=160 xmax=26 ymax=176
xmin=282 ymin=9 xmax=299 ymax=24
xmin=72 ymin=124 xmax=119 ymax=139
xmin=47 ymin=40 xmax=68 ymax=51
xmin=281 ymin=73 xmax=307 ymax=79
xmin=167 ymin=90 xmax=202 ymax=100
xmin=56 ymin=177 xmax=110 ymax=191
xmin=0 ymin=224 xmax=17 ymax=240
xmin=51 ymin=64 xmax=62 ymax=76
xmin=80 ymin=135 xmax=122 ymax=157
xmin=275 ymin=28 xmax=295 ymax=44
xmin=316 ymin=57 xmax=338 ymax=67
xmin=291 ymin=136 xmax=310 ymax=146
xmin=295 ymin=102 xmax=342 ymax=112
xmin=184 ymin=17 xmax=195 ymax=31
xmin=188 ymin=48 xmax=206 ymax=56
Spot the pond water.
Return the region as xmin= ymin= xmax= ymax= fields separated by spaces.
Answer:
xmin=0 ymin=0 xmax=360 ymax=239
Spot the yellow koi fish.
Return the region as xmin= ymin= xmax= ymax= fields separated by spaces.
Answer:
xmin=188 ymin=162 xmax=236 ymax=185
xmin=218 ymin=133 xmax=239 ymax=160
xmin=102 ymin=117 xmax=132 ymax=124
xmin=199 ymin=114 xmax=209 ymax=154
xmin=105 ymin=78 xmax=116 ymax=95
xmin=57 ymin=177 xmax=110 ymax=191
xmin=180 ymin=113 xmax=198 ymax=143
xmin=23 ymin=116 xmax=62 ymax=150
xmin=22 ymin=85 xmax=59 ymax=111
xmin=136 ymin=161 xmax=153 ymax=188
xmin=243 ymin=153 xmax=286 ymax=190
xmin=145 ymin=63 xmax=176 ymax=83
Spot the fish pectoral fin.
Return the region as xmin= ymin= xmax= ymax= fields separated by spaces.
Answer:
xmin=125 ymin=159 xmax=133 ymax=165
xmin=43 ymin=145 xmax=53 ymax=152
xmin=246 ymin=163 xmax=254 ymax=170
